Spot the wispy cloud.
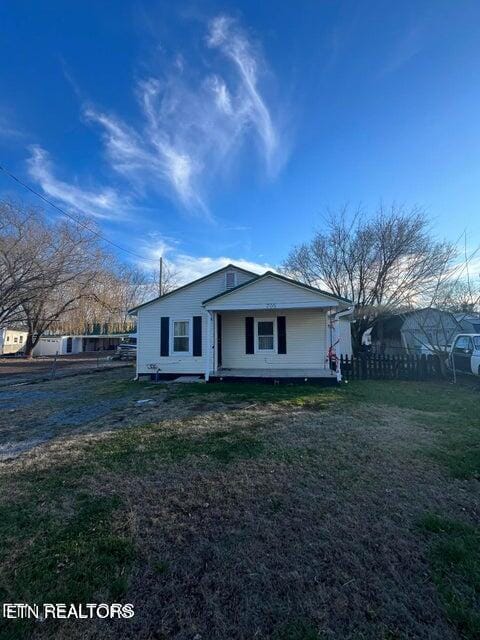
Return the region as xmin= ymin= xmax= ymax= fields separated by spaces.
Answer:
xmin=27 ymin=145 xmax=125 ymax=219
xmin=84 ymin=14 xmax=284 ymax=215
xmin=207 ymin=15 xmax=279 ymax=170
xmin=381 ymin=26 xmax=424 ymax=76
xmin=0 ymin=111 xmax=25 ymax=140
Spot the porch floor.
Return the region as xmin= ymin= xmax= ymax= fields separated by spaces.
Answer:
xmin=210 ymin=367 xmax=336 ymax=379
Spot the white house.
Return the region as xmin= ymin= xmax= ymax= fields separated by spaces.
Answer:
xmin=129 ymin=264 xmax=353 ymax=383
xmin=0 ymin=328 xmax=28 ymax=355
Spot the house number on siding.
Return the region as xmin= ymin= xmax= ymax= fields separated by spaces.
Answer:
xmin=266 ymin=303 xmax=277 ymax=308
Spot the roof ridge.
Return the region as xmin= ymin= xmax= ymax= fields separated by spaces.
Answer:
xmin=128 ymin=263 xmax=258 ymax=314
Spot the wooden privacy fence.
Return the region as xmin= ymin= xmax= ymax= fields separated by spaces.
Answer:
xmin=339 ymin=353 xmax=443 ymax=381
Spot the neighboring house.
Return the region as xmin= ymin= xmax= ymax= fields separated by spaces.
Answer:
xmin=32 ymin=333 xmax=130 ymax=356
xmin=0 ymin=328 xmax=28 ymax=355
xmin=367 ymin=308 xmax=462 ymax=355
xmin=129 ymin=264 xmax=353 ymax=383
xmin=455 ymin=313 xmax=480 ymax=334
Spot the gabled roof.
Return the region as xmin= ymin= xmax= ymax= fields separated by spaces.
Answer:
xmin=202 ymin=271 xmax=352 ymax=305
xmin=371 ymin=308 xmax=463 ymax=339
xmin=378 ymin=308 xmax=462 ymax=324
xmin=128 ymin=263 xmax=257 ymax=314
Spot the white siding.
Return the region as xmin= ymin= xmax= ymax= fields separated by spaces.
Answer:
xmin=0 ymin=329 xmax=28 ymax=355
xmin=338 ymin=318 xmax=353 ymax=357
xmin=220 ymin=309 xmax=329 ymax=369
xmin=136 ymin=268 xmax=254 ymax=375
xmin=32 ymin=337 xmax=66 ymax=356
xmin=204 ymin=275 xmax=341 ymax=310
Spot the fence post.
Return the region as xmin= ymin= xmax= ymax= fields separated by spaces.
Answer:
xmin=361 ymin=353 xmax=367 ymax=379
xmin=51 ymin=352 xmax=58 ymax=380
xmin=433 ymin=354 xmax=440 ymax=378
xmin=420 ymin=354 xmax=426 ymax=380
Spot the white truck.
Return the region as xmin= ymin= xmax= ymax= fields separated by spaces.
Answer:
xmin=448 ymin=334 xmax=480 ymax=376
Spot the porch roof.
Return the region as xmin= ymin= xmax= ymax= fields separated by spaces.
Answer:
xmin=203 ymin=271 xmax=351 ymax=304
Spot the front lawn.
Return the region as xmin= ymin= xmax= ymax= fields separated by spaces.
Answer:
xmin=0 ymin=371 xmax=478 ymax=639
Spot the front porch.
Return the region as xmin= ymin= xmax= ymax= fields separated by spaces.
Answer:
xmin=205 ymin=308 xmax=335 ymax=376
xmin=209 ymin=366 xmax=337 ymax=384
xmin=202 ymin=273 xmax=352 ymax=383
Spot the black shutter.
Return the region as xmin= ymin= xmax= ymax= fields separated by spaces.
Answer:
xmin=160 ymin=317 xmax=169 ymax=356
xmin=245 ymin=316 xmax=254 ymax=354
xmin=193 ymin=316 xmax=202 ymax=356
xmin=277 ymin=316 xmax=287 ymax=354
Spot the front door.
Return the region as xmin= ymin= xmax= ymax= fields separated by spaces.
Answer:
xmin=452 ymin=336 xmax=473 ymax=373
xmin=66 ymin=336 xmax=73 ymax=353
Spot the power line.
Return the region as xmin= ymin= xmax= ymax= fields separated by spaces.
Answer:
xmin=0 ymin=163 xmax=152 ymax=262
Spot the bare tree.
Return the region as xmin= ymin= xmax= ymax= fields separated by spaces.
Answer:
xmin=399 ymin=242 xmax=480 ymax=375
xmin=23 ymin=243 xmax=108 ymax=355
xmin=38 ymin=258 xmax=180 ymax=337
xmin=151 ymin=258 xmax=180 ymax=297
xmin=94 ymin=264 xmax=155 ymax=332
xmin=0 ymin=201 xmax=181 ymax=355
xmin=0 ymin=203 xmax=110 ymax=356
xmin=283 ymin=204 xmax=456 ymax=352
xmin=438 ymin=278 xmax=480 ymax=314
xmin=0 ymin=201 xmax=47 ymax=327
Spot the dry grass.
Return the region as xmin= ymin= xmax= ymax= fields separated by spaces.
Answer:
xmin=0 ymin=370 xmax=478 ymax=639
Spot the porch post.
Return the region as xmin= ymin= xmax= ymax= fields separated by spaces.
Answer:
xmin=326 ymin=307 xmax=333 ymax=372
xmin=332 ymin=309 xmax=342 ymax=382
xmin=326 ymin=307 xmax=340 ymax=381
xmin=333 ymin=316 xmax=342 ymax=382
xmin=213 ymin=311 xmax=218 ymax=374
xmin=205 ymin=311 xmax=212 ymax=382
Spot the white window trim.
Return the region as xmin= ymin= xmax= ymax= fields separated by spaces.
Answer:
xmin=171 ymin=318 xmax=193 ymax=356
xmin=225 ymin=271 xmax=237 ymax=290
xmin=255 ymin=317 xmax=276 ymax=354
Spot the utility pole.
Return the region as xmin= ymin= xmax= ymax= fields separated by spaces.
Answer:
xmin=159 ymin=256 xmax=163 ymax=297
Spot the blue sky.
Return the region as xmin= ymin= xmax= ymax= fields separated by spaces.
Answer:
xmin=1 ymin=1 xmax=479 ymax=281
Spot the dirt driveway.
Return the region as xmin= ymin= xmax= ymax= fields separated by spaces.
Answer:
xmin=0 ymin=366 xmax=147 ymax=460
xmin=0 ymin=351 xmax=130 ymax=386
xmin=0 ymin=369 xmax=478 ymax=640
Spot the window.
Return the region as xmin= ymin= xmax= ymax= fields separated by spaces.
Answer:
xmin=454 ymin=336 xmax=473 ymax=354
xmin=173 ymin=320 xmax=190 ymax=353
xmin=225 ymin=271 xmax=237 ymax=290
xmin=14 ymin=337 xmax=18 ymax=343
xmin=19 ymin=335 xmax=23 ymax=343
xmin=257 ymin=320 xmax=275 ymax=351
xmin=474 ymin=336 xmax=480 ymax=350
